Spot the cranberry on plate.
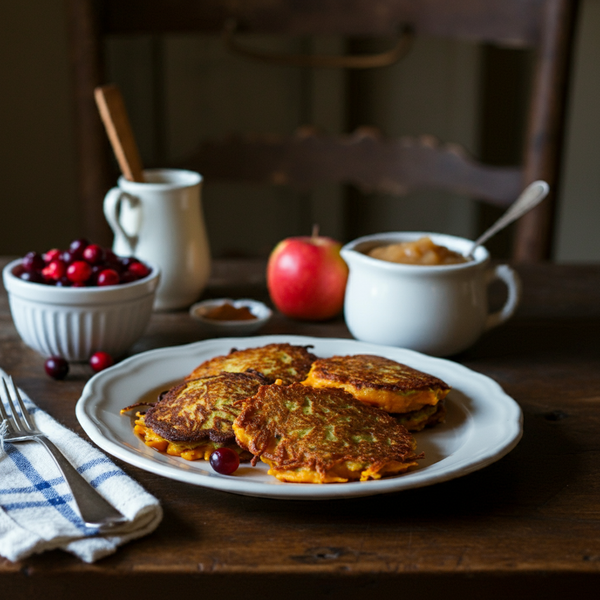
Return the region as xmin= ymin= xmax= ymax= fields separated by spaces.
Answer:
xmin=209 ymin=448 xmax=240 ymax=475
xmin=44 ymin=356 xmax=69 ymax=380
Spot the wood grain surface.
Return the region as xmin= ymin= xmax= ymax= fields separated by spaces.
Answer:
xmin=1 ymin=258 xmax=599 ymax=599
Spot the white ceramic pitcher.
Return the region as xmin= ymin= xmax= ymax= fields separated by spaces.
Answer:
xmin=341 ymin=232 xmax=521 ymax=356
xmin=103 ymin=168 xmax=210 ymax=311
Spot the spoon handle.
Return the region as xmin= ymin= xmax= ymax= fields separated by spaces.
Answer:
xmin=469 ymin=180 xmax=550 ymax=257
xmin=94 ymin=84 xmax=145 ymax=183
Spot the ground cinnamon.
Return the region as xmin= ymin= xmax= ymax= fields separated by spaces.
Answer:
xmin=204 ymin=302 xmax=257 ymax=321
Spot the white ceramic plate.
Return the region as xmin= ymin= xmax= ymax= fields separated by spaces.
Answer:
xmin=76 ymin=335 xmax=522 ymax=500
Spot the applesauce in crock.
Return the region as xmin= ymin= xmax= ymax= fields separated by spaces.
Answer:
xmin=367 ymin=236 xmax=469 ymax=265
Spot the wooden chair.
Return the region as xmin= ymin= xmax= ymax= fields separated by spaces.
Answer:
xmin=66 ymin=0 xmax=579 ymax=261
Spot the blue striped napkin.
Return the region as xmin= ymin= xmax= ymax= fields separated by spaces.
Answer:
xmin=0 ymin=371 xmax=162 ymax=563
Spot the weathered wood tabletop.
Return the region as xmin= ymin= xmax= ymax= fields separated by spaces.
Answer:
xmin=2 ymin=258 xmax=600 ymax=599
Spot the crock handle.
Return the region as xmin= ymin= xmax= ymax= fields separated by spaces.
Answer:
xmin=484 ymin=264 xmax=522 ymax=331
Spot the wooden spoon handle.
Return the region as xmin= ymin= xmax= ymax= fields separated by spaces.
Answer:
xmin=94 ymin=84 xmax=145 ymax=182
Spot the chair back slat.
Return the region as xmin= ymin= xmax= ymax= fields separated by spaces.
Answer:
xmin=183 ymin=131 xmax=523 ymax=207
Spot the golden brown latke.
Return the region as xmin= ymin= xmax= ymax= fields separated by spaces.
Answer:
xmin=186 ymin=343 xmax=317 ymax=385
xmin=302 ymin=354 xmax=450 ymax=417
xmin=233 ymin=382 xmax=422 ymax=483
xmin=145 ymin=371 xmax=268 ymax=443
xmin=127 ymin=371 xmax=268 ymax=461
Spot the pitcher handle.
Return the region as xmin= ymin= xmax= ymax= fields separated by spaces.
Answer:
xmin=484 ymin=264 xmax=521 ymax=331
xmin=103 ymin=187 xmax=140 ymax=253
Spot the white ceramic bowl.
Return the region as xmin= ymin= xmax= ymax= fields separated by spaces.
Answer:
xmin=189 ymin=298 xmax=272 ymax=336
xmin=341 ymin=232 xmax=520 ymax=356
xmin=2 ymin=259 xmax=160 ymax=361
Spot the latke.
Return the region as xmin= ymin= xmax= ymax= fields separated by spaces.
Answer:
xmin=233 ymin=382 xmax=422 ymax=483
xmin=186 ymin=343 xmax=317 ymax=385
xmin=302 ymin=354 xmax=450 ymax=424
xmin=127 ymin=371 xmax=267 ymax=461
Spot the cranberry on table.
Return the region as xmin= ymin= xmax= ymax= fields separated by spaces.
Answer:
xmin=67 ymin=260 xmax=92 ymax=283
xmin=209 ymin=447 xmax=240 ymax=475
xmin=97 ymin=268 xmax=120 ymax=286
xmin=89 ymin=351 xmax=114 ymax=372
xmin=44 ymin=356 xmax=69 ymax=380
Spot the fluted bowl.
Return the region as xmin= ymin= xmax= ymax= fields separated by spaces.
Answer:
xmin=2 ymin=259 xmax=160 ymax=361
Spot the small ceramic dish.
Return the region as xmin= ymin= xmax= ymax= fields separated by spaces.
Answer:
xmin=189 ymin=298 xmax=272 ymax=336
xmin=2 ymin=258 xmax=160 ymax=361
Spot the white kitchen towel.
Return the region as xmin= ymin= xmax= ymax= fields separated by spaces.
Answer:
xmin=0 ymin=372 xmax=162 ymax=563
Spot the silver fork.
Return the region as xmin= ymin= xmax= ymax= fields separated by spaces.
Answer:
xmin=0 ymin=376 xmax=128 ymax=531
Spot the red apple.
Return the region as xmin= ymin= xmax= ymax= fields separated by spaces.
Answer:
xmin=267 ymin=230 xmax=349 ymax=320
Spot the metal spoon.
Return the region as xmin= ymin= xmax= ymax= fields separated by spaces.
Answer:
xmin=466 ymin=180 xmax=550 ymax=259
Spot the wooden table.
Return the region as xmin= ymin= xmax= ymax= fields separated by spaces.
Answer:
xmin=2 ymin=258 xmax=600 ymax=599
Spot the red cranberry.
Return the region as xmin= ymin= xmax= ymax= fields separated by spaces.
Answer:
xmin=105 ymin=258 xmax=125 ymax=273
xmin=20 ymin=270 xmax=46 ymax=284
xmin=43 ymin=259 xmax=67 ymax=281
xmin=67 ymin=260 xmax=92 ymax=283
xmin=104 ymin=249 xmax=118 ymax=263
xmin=12 ymin=264 xmax=26 ymax=277
xmin=18 ymin=243 xmax=152 ymax=289
xmin=119 ymin=256 xmax=136 ymax=269
xmin=54 ymin=276 xmax=72 ymax=287
xmin=82 ymin=243 xmax=104 ymax=265
xmin=89 ymin=351 xmax=114 ymax=373
xmin=97 ymin=268 xmax=119 ymax=286
xmin=60 ymin=250 xmax=76 ymax=265
xmin=69 ymin=238 xmax=89 ymax=259
xmin=23 ymin=252 xmax=45 ymax=272
xmin=128 ymin=261 xmax=150 ymax=279
xmin=44 ymin=356 xmax=69 ymax=380
xmin=209 ymin=448 xmax=240 ymax=475
xmin=119 ymin=271 xmax=137 ymax=284
xmin=43 ymin=248 xmax=62 ymax=264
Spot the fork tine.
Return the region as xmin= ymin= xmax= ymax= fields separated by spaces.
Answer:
xmin=8 ymin=376 xmax=35 ymax=431
xmin=2 ymin=377 xmax=24 ymax=432
xmin=0 ymin=383 xmax=9 ymax=423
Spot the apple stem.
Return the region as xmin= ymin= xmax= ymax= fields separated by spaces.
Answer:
xmin=312 ymin=224 xmax=320 ymax=239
